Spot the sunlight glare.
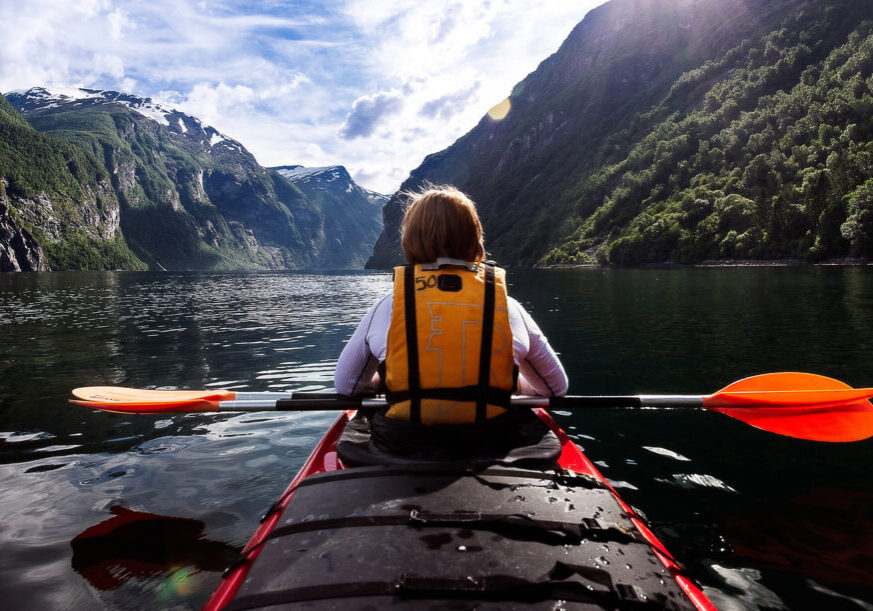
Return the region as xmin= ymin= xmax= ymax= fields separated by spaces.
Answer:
xmin=487 ymin=97 xmax=511 ymax=120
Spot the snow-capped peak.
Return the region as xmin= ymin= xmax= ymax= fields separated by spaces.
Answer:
xmin=7 ymin=87 xmax=238 ymax=147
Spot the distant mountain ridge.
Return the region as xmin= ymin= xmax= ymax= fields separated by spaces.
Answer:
xmin=271 ymin=165 xmax=385 ymax=268
xmin=2 ymin=88 xmax=385 ymax=271
xmin=368 ymin=0 xmax=873 ymax=267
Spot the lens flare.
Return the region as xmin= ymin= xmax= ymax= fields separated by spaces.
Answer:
xmin=487 ymin=98 xmax=511 ymax=120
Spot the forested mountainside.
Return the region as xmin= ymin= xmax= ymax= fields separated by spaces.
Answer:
xmin=368 ymin=0 xmax=873 ymax=268
xmin=2 ymin=88 xmax=384 ymax=271
xmin=272 ymin=165 xmax=386 ymax=268
xmin=0 ymin=93 xmax=143 ymax=271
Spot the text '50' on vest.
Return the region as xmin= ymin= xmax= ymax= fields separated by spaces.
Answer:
xmin=384 ymin=261 xmax=516 ymax=425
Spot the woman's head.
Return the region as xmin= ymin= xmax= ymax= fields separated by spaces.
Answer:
xmin=400 ymin=186 xmax=485 ymax=264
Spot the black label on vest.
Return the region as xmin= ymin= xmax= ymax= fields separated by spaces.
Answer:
xmin=437 ymin=274 xmax=462 ymax=292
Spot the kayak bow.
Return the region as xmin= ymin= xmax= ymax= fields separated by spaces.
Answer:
xmin=204 ymin=409 xmax=715 ymax=610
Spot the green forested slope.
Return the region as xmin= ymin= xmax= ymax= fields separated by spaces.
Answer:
xmin=0 ymin=95 xmax=144 ymax=270
xmin=550 ymin=12 xmax=873 ymax=264
xmin=368 ymin=0 xmax=873 ymax=267
xmin=20 ymin=101 xmax=309 ymax=270
xmin=6 ymin=89 xmax=384 ymax=271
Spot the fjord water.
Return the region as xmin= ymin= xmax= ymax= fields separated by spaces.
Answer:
xmin=1 ymin=267 xmax=872 ymax=609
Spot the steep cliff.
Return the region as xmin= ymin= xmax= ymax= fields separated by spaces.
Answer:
xmin=6 ymin=89 xmax=385 ymax=270
xmin=0 ymin=93 xmax=142 ymax=271
xmin=272 ymin=165 xmax=385 ymax=268
xmin=368 ymin=0 xmax=873 ymax=266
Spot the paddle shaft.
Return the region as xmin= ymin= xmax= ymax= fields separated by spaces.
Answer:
xmin=214 ymin=395 xmax=706 ymax=412
xmin=69 ymin=373 xmax=873 ymax=441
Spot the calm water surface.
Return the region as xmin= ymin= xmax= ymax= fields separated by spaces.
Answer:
xmin=1 ymin=267 xmax=872 ymax=609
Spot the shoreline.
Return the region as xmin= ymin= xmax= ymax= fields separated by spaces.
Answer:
xmin=535 ymin=257 xmax=872 ymax=269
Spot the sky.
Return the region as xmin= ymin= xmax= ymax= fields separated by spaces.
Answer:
xmin=0 ymin=0 xmax=608 ymax=194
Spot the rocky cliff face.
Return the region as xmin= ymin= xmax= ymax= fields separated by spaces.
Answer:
xmin=0 ymin=180 xmax=46 ymax=271
xmin=0 ymin=91 xmax=140 ymax=271
xmin=5 ymin=88 xmax=385 ymax=270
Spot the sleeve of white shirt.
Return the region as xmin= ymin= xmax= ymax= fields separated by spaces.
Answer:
xmin=508 ymin=297 xmax=569 ymax=396
xmin=334 ymin=294 xmax=391 ymax=396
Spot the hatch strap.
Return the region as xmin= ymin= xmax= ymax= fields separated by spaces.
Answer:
xmin=261 ymin=509 xmax=640 ymax=546
xmin=229 ymin=509 xmax=640 ymax=580
xmin=259 ymin=466 xmax=605 ymax=523
xmin=223 ymin=566 xmax=683 ymax=610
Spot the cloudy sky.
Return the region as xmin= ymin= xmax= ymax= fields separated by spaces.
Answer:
xmin=0 ymin=0 xmax=608 ymax=194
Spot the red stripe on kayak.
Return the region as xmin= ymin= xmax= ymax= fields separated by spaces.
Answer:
xmin=535 ymin=409 xmax=716 ymax=611
xmin=203 ymin=411 xmax=352 ymax=611
xmin=205 ymin=408 xmax=716 ymax=610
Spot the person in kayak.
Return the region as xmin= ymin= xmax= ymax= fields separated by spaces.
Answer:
xmin=334 ymin=185 xmax=567 ymax=459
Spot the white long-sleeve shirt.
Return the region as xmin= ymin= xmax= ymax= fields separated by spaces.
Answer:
xmin=334 ymin=293 xmax=568 ymax=397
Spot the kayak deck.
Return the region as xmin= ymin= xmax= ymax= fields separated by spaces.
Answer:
xmin=206 ymin=409 xmax=714 ymax=610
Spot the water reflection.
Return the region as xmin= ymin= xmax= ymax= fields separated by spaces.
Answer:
xmin=71 ymin=505 xmax=241 ymax=591
xmin=1 ymin=267 xmax=872 ymax=609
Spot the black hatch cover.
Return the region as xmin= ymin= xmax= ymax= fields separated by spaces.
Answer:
xmin=225 ymin=465 xmax=695 ymax=610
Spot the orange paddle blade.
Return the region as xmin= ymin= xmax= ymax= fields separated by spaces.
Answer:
xmin=70 ymin=387 xmax=235 ymax=413
xmin=704 ymin=372 xmax=873 ymax=408
xmin=69 ymin=398 xmax=221 ymax=413
xmin=711 ymin=402 xmax=873 ymax=442
xmin=706 ymin=373 xmax=873 ymax=442
xmin=72 ymin=387 xmax=236 ymax=403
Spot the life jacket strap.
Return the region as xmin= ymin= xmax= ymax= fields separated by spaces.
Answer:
xmin=403 ymin=265 xmax=422 ymax=423
xmin=476 ymin=263 xmax=496 ymax=421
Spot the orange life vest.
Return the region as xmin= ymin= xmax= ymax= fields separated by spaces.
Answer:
xmin=383 ymin=260 xmax=516 ymax=424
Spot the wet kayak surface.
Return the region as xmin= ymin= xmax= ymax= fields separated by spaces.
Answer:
xmin=1 ymin=266 xmax=872 ymax=609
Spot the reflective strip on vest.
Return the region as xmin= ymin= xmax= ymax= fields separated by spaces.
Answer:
xmin=384 ymin=262 xmax=515 ymax=424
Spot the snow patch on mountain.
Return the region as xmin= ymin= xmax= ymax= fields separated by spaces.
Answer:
xmin=5 ymin=87 xmax=237 ymax=140
xmin=275 ymin=165 xmax=346 ymax=182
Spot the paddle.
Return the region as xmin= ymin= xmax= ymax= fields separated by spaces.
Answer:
xmin=70 ymin=372 xmax=873 ymax=442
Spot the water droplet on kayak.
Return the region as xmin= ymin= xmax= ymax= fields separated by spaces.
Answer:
xmin=596 ymin=556 xmax=610 ymax=565
xmin=548 ymin=497 xmax=558 ymax=503
xmin=457 ymin=545 xmax=467 ymax=551
xmin=626 ymin=564 xmax=633 ymax=570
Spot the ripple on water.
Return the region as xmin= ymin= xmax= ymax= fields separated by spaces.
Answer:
xmin=655 ymin=473 xmax=738 ymax=493
xmin=642 ymin=446 xmax=692 ymax=462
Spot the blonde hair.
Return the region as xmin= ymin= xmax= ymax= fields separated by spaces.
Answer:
xmin=400 ymin=186 xmax=485 ymax=264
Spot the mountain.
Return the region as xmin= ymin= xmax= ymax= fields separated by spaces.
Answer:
xmin=368 ymin=0 xmax=873 ymax=267
xmin=271 ymin=165 xmax=385 ymax=268
xmin=0 ymin=92 xmax=143 ymax=271
xmin=4 ymin=88 xmax=384 ymax=270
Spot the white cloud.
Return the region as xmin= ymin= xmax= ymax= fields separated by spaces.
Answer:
xmin=91 ymin=54 xmax=125 ymax=79
xmin=0 ymin=0 xmax=609 ymax=194
xmin=107 ymin=8 xmax=132 ymax=41
xmin=340 ymin=90 xmax=405 ymax=139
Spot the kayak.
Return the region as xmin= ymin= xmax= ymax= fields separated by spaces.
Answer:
xmin=204 ymin=408 xmax=715 ymax=610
